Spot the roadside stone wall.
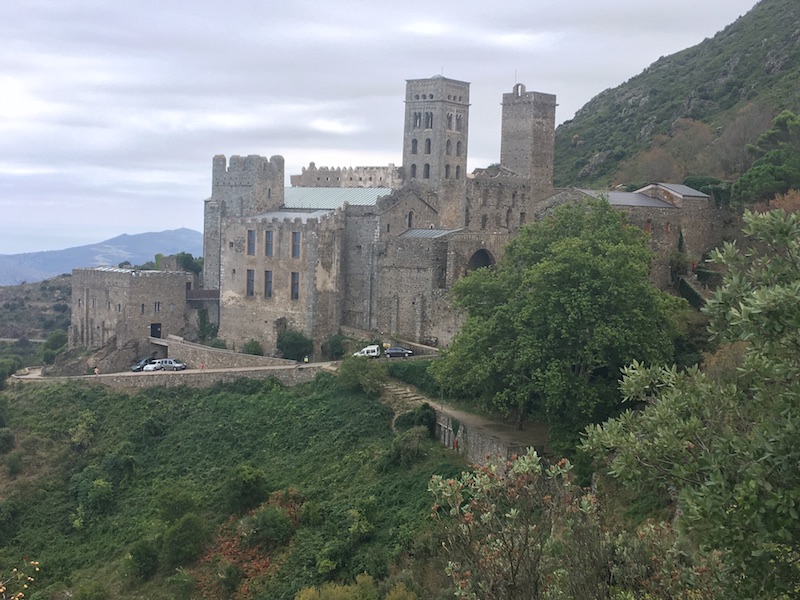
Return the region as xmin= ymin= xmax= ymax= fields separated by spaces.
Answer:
xmin=156 ymin=337 xmax=296 ymax=369
xmin=13 ymin=365 xmax=321 ymax=392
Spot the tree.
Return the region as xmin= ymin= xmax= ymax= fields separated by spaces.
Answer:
xmin=277 ymin=328 xmax=313 ymax=361
xmin=584 ymin=209 xmax=800 ymax=598
xmin=733 ymin=110 xmax=800 ymax=203
xmin=429 ymin=450 xmax=723 ymax=600
xmin=430 ymin=200 xmax=682 ymax=450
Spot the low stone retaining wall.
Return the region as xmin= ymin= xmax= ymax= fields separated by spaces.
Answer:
xmin=434 ymin=411 xmax=547 ymax=466
xmin=13 ymin=365 xmax=323 ymax=391
xmin=152 ymin=336 xmax=297 ymax=370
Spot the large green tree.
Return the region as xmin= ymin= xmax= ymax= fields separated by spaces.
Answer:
xmin=733 ymin=110 xmax=800 ymax=203
xmin=431 ymin=200 xmax=682 ymax=449
xmin=585 ymin=209 xmax=800 ymax=598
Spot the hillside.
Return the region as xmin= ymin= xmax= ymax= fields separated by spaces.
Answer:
xmin=0 ymin=228 xmax=203 ymax=286
xmin=0 ymin=377 xmax=463 ymax=599
xmin=554 ymin=0 xmax=800 ymax=187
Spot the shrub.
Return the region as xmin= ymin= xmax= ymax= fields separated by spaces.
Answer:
xmin=249 ymin=505 xmax=293 ymax=548
xmin=129 ymin=538 xmax=159 ymax=580
xmin=322 ymin=333 xmax=346 ymax=360
xmin=42 ymin=349 xmax=57 ymax=364
xmin=387 ymin=359 xmax=440 ymax=396
xmin=43 ymin=329 xmax=68 ymax=351
xmin=162 ymin=513 xmax=209 ymax=568
xmin=157 ymin=486 xmax=198 ymax=524
xmin=382 ymin=427 xmax=430 ymax=469
xmin=224 ymin=464 xmax=269 ymax=514
xmin=241 ymin=338 xmax=264 ymax=356
xmin=337 ymin=356 xmax=388 ymax=397
xmin=0 ymin=427 xmax=14 ymax=454
xmin=5 ymin=452 xmax=22 ymax=477
xmin=73 ymin=581 xmax=109 ymax=600
xmin=218 ymin=561 xmax=244 ymax=592
xmin=277 ymin=329 xmax=313 ymax=361
xmin=209 ymin=338 xmax=227 ymax=349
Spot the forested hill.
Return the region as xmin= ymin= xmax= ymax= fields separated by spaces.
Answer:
xmin=554 ymin=0 xmax=800 ymax=188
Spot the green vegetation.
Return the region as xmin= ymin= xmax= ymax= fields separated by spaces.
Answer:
xmin=431 ymin=201 xmax=684 ymax=451
xmin=585 ymin=209 xmax=800 ymax=598
xmin=554 ymin=0 xmax=800 ymax=187
xmin=241 ymin=338 xmax=265 ymax=356
xmin=0 ymin=374 xmax=463 ymax=599
xmin=277 ymin=328 xmax=314 ymax=361
xmin=0 ymin=275 xmax=71 ymax=340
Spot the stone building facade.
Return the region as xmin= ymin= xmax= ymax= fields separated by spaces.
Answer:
xmin=70 ymin=74 xmax=732 ymax=364
xmin=70 ymin=267 xmax=196 ymax=361
xmin=200 ymin=75 xmax=732 ymax=356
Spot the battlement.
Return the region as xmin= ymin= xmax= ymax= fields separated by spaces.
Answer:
xmin=290 ymin=162 xmax=401 ymax=188
xmin=502 ymin=84 xmax=556 ymax=109
xmin=212 ymin=154 xmax=285 ymax=188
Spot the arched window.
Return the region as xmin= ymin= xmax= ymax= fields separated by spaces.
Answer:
xmin=410 ymin=164 xmax=417 ymax=178
xmin=411 ymin=139 xmax=418 ymax=154
xmin=413 ymin=112 xmax=421 ymax=128
xmin=446 ymin=139 xmax=452 ymax=155
xmin=456 ymin=114 xmax=463 ymax=132
xmin=423 ymin=163 xmax=430 ymax=179
xmin=446 ymin=113 xmax=453 ymax=130
xmin=424 ymin=138 xmax=431 ymax=154
xmin=425 ymin=112 xmax=433 ymax=128
xmin=445 ymin=164 xmax=450 ymax=179
xmin=455 ymin=165 xmax=461 ymax=179
xmin=407 ymin=211 xmax=414 ymax=228
xmin=456 ymin=141 xmax=462 ymax=157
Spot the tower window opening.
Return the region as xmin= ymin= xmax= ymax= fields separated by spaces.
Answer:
xmin=425 ymin=138 xmax=431 ymax=154
xmin=411 ymin=139 xmax=418 ymax=154
xmin=423 ymin=164 xmax=430 ymax=179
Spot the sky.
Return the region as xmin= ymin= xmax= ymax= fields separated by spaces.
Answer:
xmin=0 ymin=0 xmax=760 ymax=254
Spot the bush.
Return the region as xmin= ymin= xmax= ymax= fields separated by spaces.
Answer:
xmin=129 ymin=538 xmax=159 ymax=580
xmin=43 ymin=329 xmax=68 ymax=351
xmin=337 ymin=357 xmax=388 ymax=397
xmin=162 ymin=513 xmax=209 ymax=568
xmin=5 ymin=452 xmax=22 ymax=477
xmin=73 ymin=581 xmax=109 ymax=600
xmin=218 ymin=561 xmax=244 ymax=592
xmin=241 ymin=339 xmax=264 ymax=356
xmin=249 ymin=505 xmax=293 ymax=548
xmin=322 ymin=333 xmax=346 ymax=360
xmin=224 ymin=464 xmax=269 ymax=514
xmin=42 ymin=349 xmax=57 ymax=364
xmin=209 ymin=338 xmax=227 ymax=349
xmin=0 ymin=427 xmax=15 ymax=454
xmin=387 ymin=360 xmax=440 ymax=396
xmin=277 ymin=329 xmax=313 ymax=361
xmin=157 ymin=486 xmax=198 ymax=524
xmin=382 ymin=427 xmax=430 ymax=469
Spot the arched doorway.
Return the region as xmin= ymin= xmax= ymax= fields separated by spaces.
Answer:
xmin=465 ymin=248 xmax=495 ymax=273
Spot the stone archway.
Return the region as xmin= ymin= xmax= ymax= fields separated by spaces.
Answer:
xmin=466 ymin=248 xmax=495 ymax=273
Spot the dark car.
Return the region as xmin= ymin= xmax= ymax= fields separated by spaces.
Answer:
xmin=384 ymin=346 xmax=414 ymax=358
xmin=130 ymin=357 xmax=156 ymax=372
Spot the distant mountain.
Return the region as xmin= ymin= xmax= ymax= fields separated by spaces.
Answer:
xmin=0 ymin=228 xmax=203 ymax=286
xmin=554 ymin=0 xmax=800 ymax=187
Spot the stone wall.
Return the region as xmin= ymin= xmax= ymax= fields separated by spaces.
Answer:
xmin=70 ymin=267 xmax=195 ymax=361
xmin=434 ymin=411 xmax=543 ymax=467
xmin=15 ymin=365 xmax=321 ymax=392
xmin=290 ymin=162 xmax=401 ymax=188
xmin=155 ymin=336 xmax=297 ymax=369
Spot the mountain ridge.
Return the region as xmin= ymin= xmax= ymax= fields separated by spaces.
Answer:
xmin=0 ymin=228 xmax=203 ymax=286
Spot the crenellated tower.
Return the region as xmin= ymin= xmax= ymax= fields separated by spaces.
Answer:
xmin=500 ymin=84 xmax=557 ymax=196
xmin=203 ymin=154 xmax=285 ymax=291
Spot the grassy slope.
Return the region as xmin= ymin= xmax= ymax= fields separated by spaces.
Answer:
xmin=554 ymin=0 xmax=800 ymax=187
xmin=0 ymin=375 xmax=463 ymax=599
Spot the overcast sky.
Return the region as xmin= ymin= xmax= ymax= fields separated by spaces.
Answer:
xmin=0 ymin=0 xmax=759 ymax=254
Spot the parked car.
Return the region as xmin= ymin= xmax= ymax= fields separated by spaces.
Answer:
xmin=384 ymin=346 xmax=414 ymax=358
xmin=130 ymin=357 xmax=156 ymax=372
xmin=353 ymin=344 xmax=381 ymax=358
xmin=143 ymin=358 xmax=187 ymax=371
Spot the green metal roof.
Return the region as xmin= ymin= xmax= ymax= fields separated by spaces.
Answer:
xmin=284 ymin=187 xmax=393 ymax=209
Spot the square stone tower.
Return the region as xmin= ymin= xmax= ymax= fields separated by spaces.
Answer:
xmin=402 ymin=76 xmax=470 ymax=192
xmin=500 ymin=83 xmax=557 ymax=195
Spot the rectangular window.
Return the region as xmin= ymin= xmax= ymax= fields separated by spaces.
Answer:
xmin=246 ymin=269 xmax=255 ymax=296
xmin=264 ymin=270 xmax=273 ymax=299
xmin=291 ymin=231 xmax=301 ymax=258
xmin=265 ymin=230 xmax=273 ymax=257
xmin=291 ymin=272 xmax=300 ymax=300
xmin=154 ymin=301 xmax=161 ymax=312
xmin=246 ymin=230 xmax=256 ymax=255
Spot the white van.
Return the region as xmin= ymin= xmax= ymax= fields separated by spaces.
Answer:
xmin=353 ymin=344 xmax=381 ymax=358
